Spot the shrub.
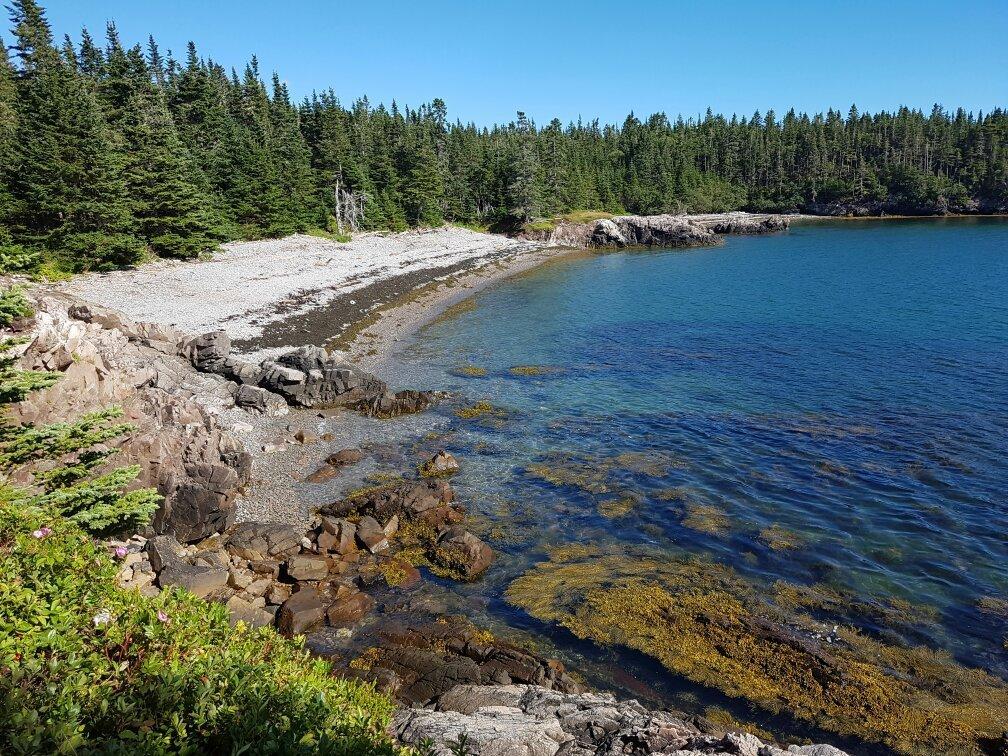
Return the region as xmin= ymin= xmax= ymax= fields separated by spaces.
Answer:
xmin=0 ymin=502 xmax=400 ymax=754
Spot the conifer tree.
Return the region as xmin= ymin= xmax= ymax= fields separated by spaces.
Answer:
xmin=400 ymin=131 xmax=444 ymax=227
xmin=7 ymin=0 xmax=142 ymax=270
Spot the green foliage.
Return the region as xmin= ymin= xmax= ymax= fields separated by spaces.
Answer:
xmin=0 ymin=501 xmax=400 ymax=754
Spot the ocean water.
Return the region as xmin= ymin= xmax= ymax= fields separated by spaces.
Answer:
xmin=389 ymin=218 xmax=1008 ymax=711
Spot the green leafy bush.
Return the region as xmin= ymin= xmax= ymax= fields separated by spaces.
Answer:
xmin=0 ymin=502 xmax=400 ymax=754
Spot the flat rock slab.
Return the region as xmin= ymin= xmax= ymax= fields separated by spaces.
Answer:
xmin=286 ymin=554 xmax=329 ymax=582
xmin=326 ymin=591 xmax=375 ymax=627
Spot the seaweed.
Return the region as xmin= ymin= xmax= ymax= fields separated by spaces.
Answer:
xmin=505 ymin=553 xmax=1008 ymax=754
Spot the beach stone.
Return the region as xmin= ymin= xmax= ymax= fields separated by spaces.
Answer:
xmin=266 ymin=582 xmax=292 ymax=605
xmin=356 ymin=515 xmax=389 ymax=553
xmin=326 ymin=590 xmax=376 ymax=627
xmin=226 ymin=595 xmax=274 ymax=628
xmin=158 ymin=561 xmax=228 ymax=598
xmin=306 ymin=462 xmax=341 ymax=483
xmin=276 ymin=589 xmax=328 ymax=636
xmin=286 ymin=554 xmax=329 ymax=582
xmin=235 ymin=384 xmax=288 ymax=416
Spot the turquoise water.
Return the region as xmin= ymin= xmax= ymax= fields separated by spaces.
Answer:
xmin=393 ymin=218 xmax=1008 ymax=687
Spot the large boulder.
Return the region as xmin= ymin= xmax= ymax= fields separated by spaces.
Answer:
xmin=147 ymin=535 xmax=228 ymax=598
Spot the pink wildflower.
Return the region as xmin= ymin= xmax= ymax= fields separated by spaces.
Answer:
xmin=32 ymin=526 xmax=52 ymax=539
xmin=157 ymin=610 xmax=170 ymax=624
xmin=114 ymin=546 xmax=128 ymax=559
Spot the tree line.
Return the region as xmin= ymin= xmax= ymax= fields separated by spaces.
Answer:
xmin=1 ymin=0 xmax=1006 ymax=272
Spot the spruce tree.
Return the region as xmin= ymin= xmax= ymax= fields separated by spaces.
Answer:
xmin=7 ymin=0 xmax=142 ymax=270
xmin=400 ymin=131 xmax=444 ymax=227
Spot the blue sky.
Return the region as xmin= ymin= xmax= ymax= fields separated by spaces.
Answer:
xmin=25 ymin=0 xmax=1008 ymax=127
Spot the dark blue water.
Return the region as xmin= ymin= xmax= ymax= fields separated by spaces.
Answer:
xmin=395 ymin=218 xmax=1008 ymax=678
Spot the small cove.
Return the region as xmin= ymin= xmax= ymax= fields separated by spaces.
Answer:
xmin=369 ymin=217 xmax=1008 ymax=749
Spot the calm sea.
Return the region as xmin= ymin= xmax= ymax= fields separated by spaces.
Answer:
xmin=387 ymin=217 xmax=1008 ymax=715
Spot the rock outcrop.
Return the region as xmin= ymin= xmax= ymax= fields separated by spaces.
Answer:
xmin=395 ymin=684 xmax=851 ymax=756
xmin=189 ymin=338 xmax=436 ymax=418
xmin=14 ymin=295 xmax=252 ymax=543
xmin=346 ymin=618 xmax=582 ymax=705
xmin=541 ymin=212 xmax=789 ymax=250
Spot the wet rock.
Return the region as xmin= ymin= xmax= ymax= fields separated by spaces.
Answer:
xmin=305 ymin=463 xmax=342 ymax=484
xmin=326 ymin=591 xmax=375 ymax=627
xmin=285 ymin=554 xmax=329 ymax=582
xmin=276 ymin=588 xmax=328 ymax=636
xmin=328 ymin=448 xmax=365 ymax=466
xmin=323 ymin=479 xmax=461 ymax=530
xmin=356 ymin=515 xmax=389 ymax=554
xmin=433 ymin=526 xmax=493 ymax=581
xmin=419 ymin=450 xmax=460 ymax=478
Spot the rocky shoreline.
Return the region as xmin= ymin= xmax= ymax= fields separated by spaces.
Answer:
xmin=6 ymin=217 xmax=856 ymax=755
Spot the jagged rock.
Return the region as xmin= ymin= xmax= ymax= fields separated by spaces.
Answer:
xmin=395 ymin=706 xmax=567 ymax=756
xmin=395 ymin=684 xmax=850 ymax=756
xmin=235 ymin=384 xmax=288 ymax=416
xmin=356 ymin=515 xmax=389 ymax=553
xmin=182 ymin=330 xmax=231 ymax=372
xmin=18 ymin=296 xmax=252 ymax=543
xmin=323 ymin=479 xmax=461 ymax=530
xmin=420 ymin=450 xmax=460 ymax=477
xmin=285 ymin=554 xmax=329 ymax=582
xmin=266 ymin=582 xmax=292 ymax=605
xmin=326 ymin=591 xmax=375 ymax=627
xmin=434 ymin=526 xmax=493 ymax=581
xmin=227 ymin=521 xmax=301 ymax=561
xmin=276 ymin=588 xmax=328 ymax=636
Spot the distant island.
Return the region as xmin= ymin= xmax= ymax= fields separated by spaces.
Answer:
xmin=1 ymin=0 xmax=1006 ymax=276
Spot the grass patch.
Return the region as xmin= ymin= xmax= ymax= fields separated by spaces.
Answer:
xmin=305 ymin=227 xmax=352 ymax=243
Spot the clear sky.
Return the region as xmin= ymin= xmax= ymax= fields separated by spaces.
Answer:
xmin=23 ymin=0 xmax=1008 ymax=127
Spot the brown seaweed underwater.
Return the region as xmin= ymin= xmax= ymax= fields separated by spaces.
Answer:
xmin=505 ymin=546 xmax=1008 ymax=755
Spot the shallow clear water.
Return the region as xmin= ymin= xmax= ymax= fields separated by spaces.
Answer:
xmin=391 ymin=218 xmax=1008 ymax=689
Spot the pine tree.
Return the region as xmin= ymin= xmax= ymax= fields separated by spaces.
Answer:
xmin=0 ymin=286 xmax=159 ymax=535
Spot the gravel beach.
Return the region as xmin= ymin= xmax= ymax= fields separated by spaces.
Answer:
xmin=59 ymin=228 xmax=547 ymax=351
